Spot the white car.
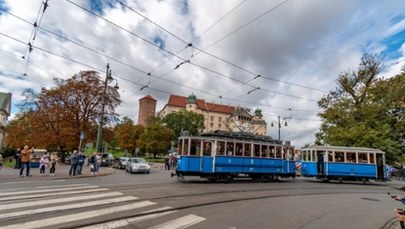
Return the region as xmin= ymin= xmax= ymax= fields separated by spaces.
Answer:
xmin=126 ymin=158 xmax=151 ymax=174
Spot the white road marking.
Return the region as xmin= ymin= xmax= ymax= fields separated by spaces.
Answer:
xmin=0 ymin=196 xmax=138 ymax=220
xmin=0 ymin=185 xmax=100 ymax=196
xmin=79 ymin=206 xmax=176 ymax=229
xmin=0 ymin=191 xmax=126 ymax=211
xmin=148 ymin=214 xmax=206 ymax=229
xmin=0 ymin=179 xmax=66 ymax=184
xmin=0 ymin=188 xmax=109 ymax=201
xmin=0 ymin=183 xmax=90 ymax=192
xmin=0 ymin=201 xmax=156 ymax=229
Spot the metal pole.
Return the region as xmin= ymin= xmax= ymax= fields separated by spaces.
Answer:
xmin=278 ymin=115 xmax=281 ymax=141
xmin=96 ymin=63 xmax=110 ymax=152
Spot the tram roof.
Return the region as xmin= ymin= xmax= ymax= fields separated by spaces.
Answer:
xmin=301 ymin=145 xmax=384 ymax=153
xmin=181 ymin=130 xmax=292 ymax=146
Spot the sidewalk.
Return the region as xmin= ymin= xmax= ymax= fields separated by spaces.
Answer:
xmin=0 ymin=163 xmax=115 ymax=183
xmin=0 ymin=162 xmax=167 ymax=183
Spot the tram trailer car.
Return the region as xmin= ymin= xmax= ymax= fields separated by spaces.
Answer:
xmin=300 ymin=146 xmax=387 ymax=182
xmin=174 ymin=131 xmax=296 ymax=182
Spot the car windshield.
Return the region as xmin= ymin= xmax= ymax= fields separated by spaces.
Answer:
xmin=101 ymin=154 xmax=108 ymax=158
xmin=120 ymin=158 xmax=128 ymax=162
xmin=132 ymin=158 xmax=146 ymax=163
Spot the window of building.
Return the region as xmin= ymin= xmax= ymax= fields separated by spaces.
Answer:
xmin=210 ymin=123 xmax=214 ymax=128
xmin=210 ymin=116 xmax=214 ymax=121
xmin=218 ymin=124 xmax=222 ymax=129
xmin=218 ymin=117 xmax=222 ymax=122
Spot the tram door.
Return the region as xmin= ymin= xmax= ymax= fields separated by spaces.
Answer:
xmin=376 ymin=153 xmax=385 ymax=180
xmin=317 ymin=152 xmax=325 ymax=176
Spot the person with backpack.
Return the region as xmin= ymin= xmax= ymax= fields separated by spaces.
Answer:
xmin=76 ymin=152 xmax=85 ymax=175
xmin=39 ymin=153 xmax=49 ymax=176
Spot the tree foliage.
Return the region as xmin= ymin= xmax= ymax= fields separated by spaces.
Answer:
xmin=5 ymin=71 xmax=121 ymax=151
xmin=162 ymin=109 xmax=205 ymax=138
xmin=138 ymin=123 xmax=174 ymax=158
xmin=316 ymin=54 xmax=405 ymax=162
xmin=114 ymin=117 xmax=144 ymax=155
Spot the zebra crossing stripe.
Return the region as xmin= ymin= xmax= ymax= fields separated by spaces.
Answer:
xmin=147 ymin=214 xmax=206 ymax=229
xmin=0 ymin=183 xmax=90 ymax=192
xmin=0 ymin=188 xmax=109 ymax=202
xmin=0 ymin=185 xmax=100 ymax=196
xmin=0 ymin=191 xmax=125 ymax=211
xmin=0 ymin=196 xmax=138 ymax=220
xmin=0 ymin=201 xmax=156 ymax=229
xmin=79 ymin=206 xmax=176 ymax=229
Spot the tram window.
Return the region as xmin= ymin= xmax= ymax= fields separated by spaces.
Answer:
xmin=358 ymin=153 xmax=368 ymax=163
xmin=190 ymin=139 xmax=200 ymax=156
xmin=346 ymin=152 xmax=356 ymax=163
xmin=226 ymin=142 xmax=234 ymax=156
xmin=264 ymin=146 xmax=270 ymax=158
xmin=302 ymin=151 xmax=308 ymax=161
xmin=178 ymin=140 xmax=183 ymax=155
xmin=327 ymin=152 xmax=333 ymax=162
xmin=269 ymin=146 xmax=275 ymax=158
xmin=335 ymin=152 xmax=344 ymax=162
xmin=276 ymin=146 xmax=282 ymax=158
xmin=183 ymin=139 xmax=189 ymax=156
xmin=311 ymin=151 xmax=316 ymax=162
xmin=261 ymin=145 xmax=268 ymax=158
xmin=254 ymin=144 xmax=261 ymax=157
xmin=244 ymin=144 xmax=251 ymax=157
xmin=217 ymin=141 xmax=225 ymax=155
xmin=369 ymin=153 xmax=375 ymax=164
xmin=202 ymin=141 xmax=211 ymax=156
xmin=235 ymin=143 xmax=243 ymax=156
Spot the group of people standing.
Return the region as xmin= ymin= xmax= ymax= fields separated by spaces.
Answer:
xmin=69 ymin=151 xmax=101 ymax=176
xmin=164 ymin=153 xmax=178 ymax=170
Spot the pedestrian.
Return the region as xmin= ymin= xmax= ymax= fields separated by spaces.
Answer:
xmin=164 ymin=155 xmax=170 ymax=170
xmin=90 ymin=152 xmax=99 ymax=175
xmin=69 ymin=150 xmax=79 ymax=176
xmin=76 ymin=152 xmax=85 ymax=175
xmin=49 ymin=152 xmax=58 ymax=176
xmin=39 ymin=153 xmax=49 ymax=176
xmin=19 ymin=145 xmax=34 ymax=177
xmin=14 ymin=147 xmax=21 ymax=169
xmin=0 ymin=153 xmax=3 ymax=170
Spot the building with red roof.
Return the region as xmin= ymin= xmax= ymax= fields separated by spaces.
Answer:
xmin=158 ymin=94 xmax=267 ymax=135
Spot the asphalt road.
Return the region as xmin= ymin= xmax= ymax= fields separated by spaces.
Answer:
xmin=0 ymin=167 xmax=403 ymax=229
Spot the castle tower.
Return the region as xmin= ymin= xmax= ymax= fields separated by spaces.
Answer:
xmin=138 ymin=95 xmax=157 ymax=126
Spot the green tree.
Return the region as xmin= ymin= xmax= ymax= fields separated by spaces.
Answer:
xmin=316 ymin=54 xmax=405 ymax=162
xmin=114 ymin=117 xmax=144 ymax=155
xmin=138 ymin=124 xmax=174 ymax=158
xmin=162 ymin=109 xmax=205 ymax=138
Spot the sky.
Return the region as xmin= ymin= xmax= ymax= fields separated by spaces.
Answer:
xmin=0 ymin=0 xmax=404 ymax=148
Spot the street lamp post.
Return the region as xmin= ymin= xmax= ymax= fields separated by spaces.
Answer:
xmin=95 ymin=63 xmax=118 ymax=152
xmin=271 ymin=115 xmax=291 ymax=142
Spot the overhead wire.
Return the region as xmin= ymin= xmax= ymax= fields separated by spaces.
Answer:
xmin=0 ymin=3 xmax=322 ymax=118
xmin=22 ymin=0 xmax=50 ymax=76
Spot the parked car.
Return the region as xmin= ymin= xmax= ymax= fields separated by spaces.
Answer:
xmin=112 ymin=157 xmax=129 ymax=169
xmin=126 ymin=157 xmax=151 ymax=174
xmin=100 ymin=153 xmax=114 ymax=166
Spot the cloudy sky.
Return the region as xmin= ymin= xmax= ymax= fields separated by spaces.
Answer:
xmin=0 ymin=0 xmax=404 ymax=148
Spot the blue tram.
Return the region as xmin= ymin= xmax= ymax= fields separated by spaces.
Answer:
xmin=300 ymin=145 xmax=387 ymax=182
xmin=173 ymin=131 xmax=296 ymax=182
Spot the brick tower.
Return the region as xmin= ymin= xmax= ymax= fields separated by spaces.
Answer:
xmin=138 ymin=95 xmax=157 ymax=126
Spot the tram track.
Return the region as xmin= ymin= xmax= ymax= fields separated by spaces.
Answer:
xmin=63 ymin=184 xmax=393 ymax=228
